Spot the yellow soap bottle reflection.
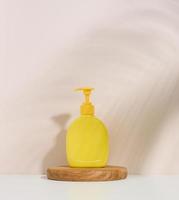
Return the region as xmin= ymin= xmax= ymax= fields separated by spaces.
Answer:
xmin=66 ymin=88 xmax=109 ymax=167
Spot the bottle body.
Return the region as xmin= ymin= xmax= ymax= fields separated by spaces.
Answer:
xmin=66 ymin=115 xmax=109 ymax=167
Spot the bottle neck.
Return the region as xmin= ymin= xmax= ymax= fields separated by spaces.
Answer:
xmin=80 ymin=103 xmax=94 ymax=116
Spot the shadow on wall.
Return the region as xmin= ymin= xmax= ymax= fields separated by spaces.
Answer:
xmin=42 ymin=113 xmax=70 ymax=173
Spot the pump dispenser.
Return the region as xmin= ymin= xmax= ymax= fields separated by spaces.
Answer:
xmin=76 ymin=88 xmax=94 ymax=115
xmin=66 ymin=87 xmax=109 ymax=167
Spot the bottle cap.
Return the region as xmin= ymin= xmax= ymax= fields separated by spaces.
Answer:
xmin=75 ymin=87 xmax=94 ymax=115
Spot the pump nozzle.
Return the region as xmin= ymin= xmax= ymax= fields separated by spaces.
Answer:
xmin=75 ymin=87 xmax=94 ymax=115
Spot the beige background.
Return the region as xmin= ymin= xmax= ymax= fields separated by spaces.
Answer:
xmin=0 ymin=0 xmax=179 ymax=174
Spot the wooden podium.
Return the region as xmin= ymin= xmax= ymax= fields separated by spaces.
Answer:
xmin=47 ymin=166 xmax=127 ymax=181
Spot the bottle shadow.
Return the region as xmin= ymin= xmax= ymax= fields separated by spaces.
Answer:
xmin=42 ymin=113 xmax=70 ymax=173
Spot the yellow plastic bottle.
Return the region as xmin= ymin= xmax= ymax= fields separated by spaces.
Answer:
xmin=66 ymin=87 xmax=109 ymax=167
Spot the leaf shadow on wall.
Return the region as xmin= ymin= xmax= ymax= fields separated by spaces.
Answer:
xmin=107 ymin=75 xmax=179 ymax=174
xmin=42 ymin=113 xmax=70 ymax=173
xmin=39 ymin=11 xmax=179 ymax=174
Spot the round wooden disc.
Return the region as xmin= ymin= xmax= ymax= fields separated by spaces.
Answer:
xmin=47 ymin=166 xmax=127 ymax=181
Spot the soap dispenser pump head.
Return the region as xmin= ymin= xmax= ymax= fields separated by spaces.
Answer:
xmin=75 ymin=87 xmax=94 ymax=115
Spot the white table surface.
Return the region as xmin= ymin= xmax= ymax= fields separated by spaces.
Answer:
xmin=0 ymin=175 xmax=178 ymax=200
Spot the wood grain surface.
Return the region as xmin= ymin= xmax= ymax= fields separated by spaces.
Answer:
xmin=47 ymin=166 xmax=127 ymax=181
